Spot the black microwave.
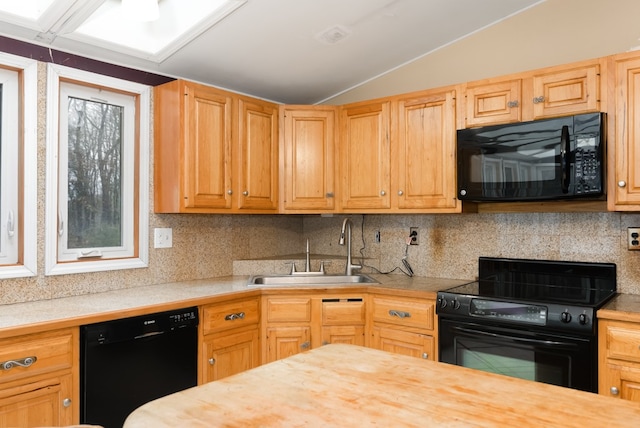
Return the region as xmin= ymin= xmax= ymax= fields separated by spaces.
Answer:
xmin=456 ymin=113 xmax=605 ymax=202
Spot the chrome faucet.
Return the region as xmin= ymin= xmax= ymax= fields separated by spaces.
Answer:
xmin=338 ymin=218 xmax=362 ymax=276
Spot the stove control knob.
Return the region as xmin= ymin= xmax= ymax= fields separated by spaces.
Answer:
xmin=438 ymin=298 xmax=447 ymax=309
xmin=561 ymin=311 xmax=572 ymax=323
xmin=578 ymin=313 xmax=588 ymax=325
xmin=451 ymin=299 xmax=461 ymax=310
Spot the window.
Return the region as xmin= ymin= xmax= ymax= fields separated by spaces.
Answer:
xmin=46 ymin=64 xmax=149 ymax=275
xmin=0 ymin=53 xmax=37 ymax=278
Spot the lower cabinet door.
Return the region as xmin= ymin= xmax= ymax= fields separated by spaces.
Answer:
xmin=371 ymin=325 xmax=434 ymax=360
xmin=602 ymin=363 xmax=640 ymax=403
xmin=321 ymin=325 xmax=365 ymax=347
xmin=203 ymin=328 xmax=260 ymax=383
xmin=0 ymin=374 xmax=73 ymax=427
xmin=265 ymin=326 xmax=311 ymax=363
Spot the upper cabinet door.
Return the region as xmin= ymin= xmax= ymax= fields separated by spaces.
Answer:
xmin=184 ymin=83 xmax=233 ymax=209
xmin=280 ymin=106 xmax=337 ymax=212
xmin=531 ymin=63 xmax=600 ymax=120
xmin=339 ymin=101 xmax=391 ymax=210
xmin=609 ymin=53 xmax=640 ymax=210
xmin=464 ymin=79 xmax=522 ymax=127
xmin=236 ymin=98 xmax=279 ymax=211
xmin=395 ymin=89 xmax=460 ymax=212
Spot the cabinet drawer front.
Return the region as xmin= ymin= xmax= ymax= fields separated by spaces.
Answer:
xmin=202 ymin=298 xmax=260 ymax=334
xmin=607 ymin=326 xmax=640 ymax=362
xmin=372 ymin=297 xmax=434 ymax=330
xmin=322 ymin=299 xmax=365 ymax=325
xmin=0 ymin=330 xmax=73 ymax=384
xmin=266 ymin=298 xmax=311 ymax=323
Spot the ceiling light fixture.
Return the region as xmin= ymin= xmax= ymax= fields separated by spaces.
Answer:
xmin=121 ymin=0 xmax=159 ymax=22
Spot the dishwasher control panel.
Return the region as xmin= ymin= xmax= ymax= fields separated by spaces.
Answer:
xmin=169 ymin=308 xmax=199 ymax=329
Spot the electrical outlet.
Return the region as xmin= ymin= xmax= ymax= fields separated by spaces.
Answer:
xmin=628 ymin=227 xmax=640 ymax=250
xmin=409 ymin=227 xmax=419 ymax=245
xmin=154 ymin=228 xmax=173 ymax=249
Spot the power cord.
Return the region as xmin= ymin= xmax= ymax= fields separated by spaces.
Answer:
xmin=358 ymin=215 xmax=414 ymax=277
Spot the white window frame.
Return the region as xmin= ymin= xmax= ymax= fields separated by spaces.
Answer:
xmin=0 ymin=52 xmax=37 ymax=279
xmin=45 ymin=64 xmax=149 ymax=275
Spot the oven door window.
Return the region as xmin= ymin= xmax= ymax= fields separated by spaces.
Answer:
xmin=457 ymin=336 xmax=567 ymax=385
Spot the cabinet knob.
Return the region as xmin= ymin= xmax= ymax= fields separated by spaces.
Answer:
xmin=422 ymin=353 xmax=428 ymax=359
xmin=532 ymin=96 xmax=545 ymax=104
xmin=208 ymin=358 xmax=215 ymax=365
xmin=227 ymin=189 xmax=233 ymax=195
xmin=301 ymin=341 xmax=311 ymax=350
xmin=63 ymin=398 xmax=72 ymax=408
xmin=507 ymin=100 xmax=519 ymax=108
xmin=610 ymin=386 xmax=619 ymax=395
xmin=243 ymin=191 xmax=249 ymax=196
xmin=398 ymin=190 xmax=404 ymax=196
xmin=326 ymin=192 xmax=334 ymax=198
xmin=380 ymin=190 xmax=386 ymax=196
xmin=618 ymin=181 xmax=627 ymax=188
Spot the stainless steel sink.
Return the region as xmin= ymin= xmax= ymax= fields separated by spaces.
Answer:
xmin=247 ymin=273 xmax=379 ymax=287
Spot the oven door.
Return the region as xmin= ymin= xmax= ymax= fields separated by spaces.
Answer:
xmin=438 ymin=317 xmax=596 ymax=392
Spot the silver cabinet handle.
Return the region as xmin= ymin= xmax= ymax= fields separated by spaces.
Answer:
xmin=618 ymin=181 xmax=627 ymax=188
xmin=224 ymin=312 xmax=245 ymax=321
xmin=208 ymin=358 xmax=215 ymax=365
xmin=242 ymin=191 xmax=249 ymax=196
xmin=532 ymin=96 xmax=545 ymax=104
xmin=326 ymin=192 xmax=334 ymax=198
xmin=389 ymin=310 xmax=411 ymax=318
xmin=398 ymin=190 xmax=403 ymax=196
xmin=1 ymin=356 xmax=37 ymax=370
xmin=507 ymin=100 xmax=519 ymax=108
xmin=63 ymin=398 xmax=72 ymax=408
xmin=301 ymin=341 xmax=311 ymax=350
xmin=422 ymin=353 xmax=428 ymax=359
xmin=227 ymin=189 xmax=233 ymax=195
xmin=610 ymin=386 xmax=619 ymax=395
xmin=380 ymin=190 xmax=386 ymax=196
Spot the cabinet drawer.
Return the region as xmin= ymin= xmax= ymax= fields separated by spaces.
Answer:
xmin=202 ymin=298 xmax=260 ymax=335
xmin=322 ymin=298 xmax=365 ymax=325
xmin=372 ymin=296 xmax=434 ymax=330
xmin=0 ymin=329 xmax=74 ymax=384
xmin=266 ymin=298 xmax=311 ymax=323
xmin=606 ymin=325 xmax=640 ymax=363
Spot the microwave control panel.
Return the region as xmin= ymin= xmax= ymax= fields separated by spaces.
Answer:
xmin=573 ymin=135 xmax=601 ymax=195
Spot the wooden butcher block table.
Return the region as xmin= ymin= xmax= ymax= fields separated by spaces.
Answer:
xmin=124 ymin=344 xmax=640 ymax=427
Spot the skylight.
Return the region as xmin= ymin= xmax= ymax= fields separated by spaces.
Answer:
xmin=0 ymin=0 xmax=247 ymax=63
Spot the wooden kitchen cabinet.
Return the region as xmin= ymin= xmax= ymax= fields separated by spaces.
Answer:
xmin=200 ymin=297 xmax=261 ymax=383
xmin=462 ymin=59 xmax=602 ymax=128
xmin=0 ymin=328 xmax=78 ymax=426
xmin=599 ymin=319 xmax=640 ymax=402
xmin=280 ymin=105 xmax=338 ymax=212
xmin=320 ymin=297 xmax=365 ymax=346
xmin=607 ymin=52 xmax=640 ymax=210
xmin=262 ymin=296 xmax=312 ymax=363
xmin=368 ymin=294 xmax=437 ymax=360
xmin=339 ymin=89 xmax=459 ymax=213
xmin=394 ymin=88 xmax=460 ymax=212
xmin=154 ymin=79 xmax=278 ymax=213
xmin=339 ymin=99 xmax=392 ymax=210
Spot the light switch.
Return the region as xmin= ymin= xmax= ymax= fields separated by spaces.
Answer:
xmin=154 ymin=228 xmax=173 ymax=248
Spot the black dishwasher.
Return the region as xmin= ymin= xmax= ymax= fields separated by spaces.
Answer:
xmin=80 ymin=307 xmax=199 ymax=428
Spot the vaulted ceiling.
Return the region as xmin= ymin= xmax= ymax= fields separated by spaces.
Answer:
xmin=0 ymin=0 xmax=544 ymax=103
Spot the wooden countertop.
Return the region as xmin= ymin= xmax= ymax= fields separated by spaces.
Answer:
xmin=124 ymin=344 xmax=640 ymax=427
xmin=0 ymin=275 xmax=469 ymax=338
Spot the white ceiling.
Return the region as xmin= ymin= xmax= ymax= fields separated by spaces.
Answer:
xmin=0 ymin=0 xmax=544 ymax=104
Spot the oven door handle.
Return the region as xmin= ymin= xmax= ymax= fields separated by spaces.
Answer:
xmin=560 ymin=124 xmax=570 ymax=194
xmin=451 ymin=326 xmax=578 ymax=348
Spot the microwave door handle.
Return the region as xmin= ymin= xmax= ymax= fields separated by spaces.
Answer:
xmin=560 ymin=125 xmax=570 ymax=193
